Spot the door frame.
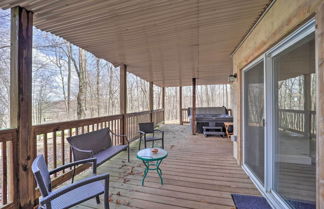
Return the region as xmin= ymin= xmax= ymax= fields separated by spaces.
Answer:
xmin=242 ymin=54 xmax=266 ymax=194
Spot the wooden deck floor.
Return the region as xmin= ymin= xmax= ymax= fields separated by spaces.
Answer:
xmin=73 ymin=124 xmax=260 ymax=209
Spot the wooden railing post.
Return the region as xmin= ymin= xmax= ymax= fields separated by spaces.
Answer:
xmin=179 ymin=86 xmax=183 ymax=125
xmin=192 ymin=78 xmax=197 ymax=135
xmin=120 ymin=64 xmax=127 ymax=144
xmin=316 ymin=3 xmax=324 ymax=208
xmin=162 ymin=87 xmax=165 ymax=123
xmin=10 ymin=6 xmax=35 ymax=208
xmin=149 ymin=82 xmax=154 ymax=122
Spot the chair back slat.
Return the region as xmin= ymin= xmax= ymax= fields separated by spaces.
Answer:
xmin=32 ymin=155 xmax=51 ymax=197
xmin=139 ymin=122 xmax=154 ymax=133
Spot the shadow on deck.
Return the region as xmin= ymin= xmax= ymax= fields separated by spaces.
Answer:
xmin=73 ymin=124 xmax=259 ymax=209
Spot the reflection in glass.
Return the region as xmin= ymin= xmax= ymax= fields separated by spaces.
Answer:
xmin=244 ymin=61 xmax=264 ymax=184
xmin=273 ymin=34 xmax=316 ymax=208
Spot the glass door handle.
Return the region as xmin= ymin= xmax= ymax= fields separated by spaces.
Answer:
xmin=262 ymin=118 xmax=266 ymax=127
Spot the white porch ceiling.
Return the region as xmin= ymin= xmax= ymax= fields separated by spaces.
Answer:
xmin=0 ymin=0 xmax=271 ymax=87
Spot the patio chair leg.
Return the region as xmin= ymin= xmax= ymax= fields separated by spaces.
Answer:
xmin=162 ymin=138 xmax=164 ymax=149
xmin=144 ymin=139 xmax=147 ymax=148
xmin=104 ymin=177 xmax=110 ymax=209
xmin=96 ymin=195 xmax=100 ymax=204
xmin=71 ymin=165 xmax=76 ymax=183
xmin=128 ymin=147 xmax=130 ymax=162
xmin=152 ymin=140 xmax=155 ymax=148
xmin=138 ymin=137 xmax=142 ymax=150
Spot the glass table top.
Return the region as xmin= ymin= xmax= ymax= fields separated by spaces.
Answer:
xmin=137 ymin=148 xmax=168 ymax=161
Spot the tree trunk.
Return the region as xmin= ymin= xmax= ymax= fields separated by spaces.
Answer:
xmin=96 ymin=59 xmax=100 ymax=116
xmin=77 ymin=48 xmax=86 ymax=119
xmin=107 ymin=64 xmax=114 ymax=115
xmin=67 ymin=43 xmax=72 ymax=118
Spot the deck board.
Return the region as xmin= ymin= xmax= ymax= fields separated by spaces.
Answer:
xmin=72 ymin=125 xmax=260 ymax=209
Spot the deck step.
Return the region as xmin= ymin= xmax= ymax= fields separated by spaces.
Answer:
xmin=203 ymin=131 xmax=225 ymax=137
xmin=203 ymin=126 xmax=222 ymax=130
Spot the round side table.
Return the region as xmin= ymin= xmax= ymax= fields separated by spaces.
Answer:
xmin=137 ymin=148 xmax=168 ymax=186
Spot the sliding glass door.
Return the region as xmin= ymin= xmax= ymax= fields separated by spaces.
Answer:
xmin=272 ymin=33 xmax=316 ymax=208
xmin=242 ymin=19 xmax=316 ymax=209
xmin=243 ymin=61 xmax=265 ymax=185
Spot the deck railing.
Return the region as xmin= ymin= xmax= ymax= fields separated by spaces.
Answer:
xmin=33 ymin=114 xmax=124 ymax=183
xmin=181 ymin=108 xmax=190 ymax=123
xmin=152 ymin=109 xmax=164 ymax=126
xmin=0 ymin=109 xmax=164 ymax=208
xmin=125 ymin=109 xmax=164 ymax=140
xmin=0 ymin=128 xmax=17 ymax=208
xmin=125 ymin=111 xmax=151 ymax=140
xmin=278 ymin=109 xmax=316 ymax=137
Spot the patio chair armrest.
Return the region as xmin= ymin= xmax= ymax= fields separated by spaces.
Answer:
xmin=154 ymin=129 xmax=164 ymax=138
xmin=39 ymin=173 xmax=110 ymax=206
xmin=110 ymin=130 xmax=130 ymax=144
xmin=153 ymin=129 xmax=163 ymax=133
xmin=138 ymin=130 xmax=145 ymax=136
xmin=49 ymin=158 xmax=97 ymax=175
xmin=71 ymin=146 xmax=93 ymax=155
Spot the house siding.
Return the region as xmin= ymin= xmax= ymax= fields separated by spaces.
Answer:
xmin=231 ymin=0 xmax=324 ymax=208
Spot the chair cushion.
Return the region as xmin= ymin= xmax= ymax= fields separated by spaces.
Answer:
xmin=67 ymin=128 xmax=112 ymax=155
xmin=48 ymin=181 xmax=104 ymax=209
xmin=94 ymin=145 xmax=128 ymax=165
xmin=32 ymin=155 xmax=51 ymax=197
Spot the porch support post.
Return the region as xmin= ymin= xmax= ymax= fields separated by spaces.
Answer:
xmin=120 ymin=64 xmax=127 ymax=143
xmin=179 ymin=86 xmax=183 ymax=125
xmin=192 ymin=78 xmax=197 ymax=135
xmin=303 ymin=74 xmax=311 ymax=157
xmin=149 ymin=82 xmax=154 ymax=122
xmin=316 ymin=3 xmax=324 ymax=209
xmin=10 ymin=6 xmax=35 ymax=208
xmin=162 ymin=87 xmax=165 ymax=123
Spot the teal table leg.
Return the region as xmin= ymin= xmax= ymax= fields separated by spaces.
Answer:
xmin=141 ymin=159 xmax=164 ymax=186
xmin=142 ymin=160 xmax=149 ymax=186
xmin=156 ymin=160 xmax=163 ymax=184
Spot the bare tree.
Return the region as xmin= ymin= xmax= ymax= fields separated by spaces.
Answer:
xmin=96 ymin=58 xmax=100 ymax=116
xmin=71 ymin=48 xmax=87 ymax=119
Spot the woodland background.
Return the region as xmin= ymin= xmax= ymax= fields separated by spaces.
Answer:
xmin=0 ymin=9 xmax=232 ymax=128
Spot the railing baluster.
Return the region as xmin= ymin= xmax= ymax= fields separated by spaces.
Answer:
xmin=2 ymin=141 xmax=7 ymax=205
xmin=61 ymin=130 xmax=65 ymax=173
xmin=134 ymin=116 xmax=136 ymax=138
xmin=131 ymin=116 xmax=133 ymax=139
xmin=112 ymin=120 xmax=115 ymax=145
xmin=129 ymin=117 xmax=131 ymax=139
xmin=118 ymin=119 xmax=120 ymax=144
xmin=127 ymin=117 xmax=129 ymax=138
xmin=69 ymin=128 xmax=72 ymax=163
xmin=114 ymin=119 xmax=117 ymax=144
xmin=53 ymin=131 xmax=57 ymax=176
xmin=44 ymin=133 xmax=48 ymax=165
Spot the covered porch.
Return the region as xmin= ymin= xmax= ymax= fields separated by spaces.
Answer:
xmin=0 ymin=0 xmax=324 ymax=209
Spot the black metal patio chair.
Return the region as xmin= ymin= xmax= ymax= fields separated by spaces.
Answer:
xmin=32 ymin=155 xmax=110 ymax=209
xmin=138 ymin=122 xmax=164 ymax=150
